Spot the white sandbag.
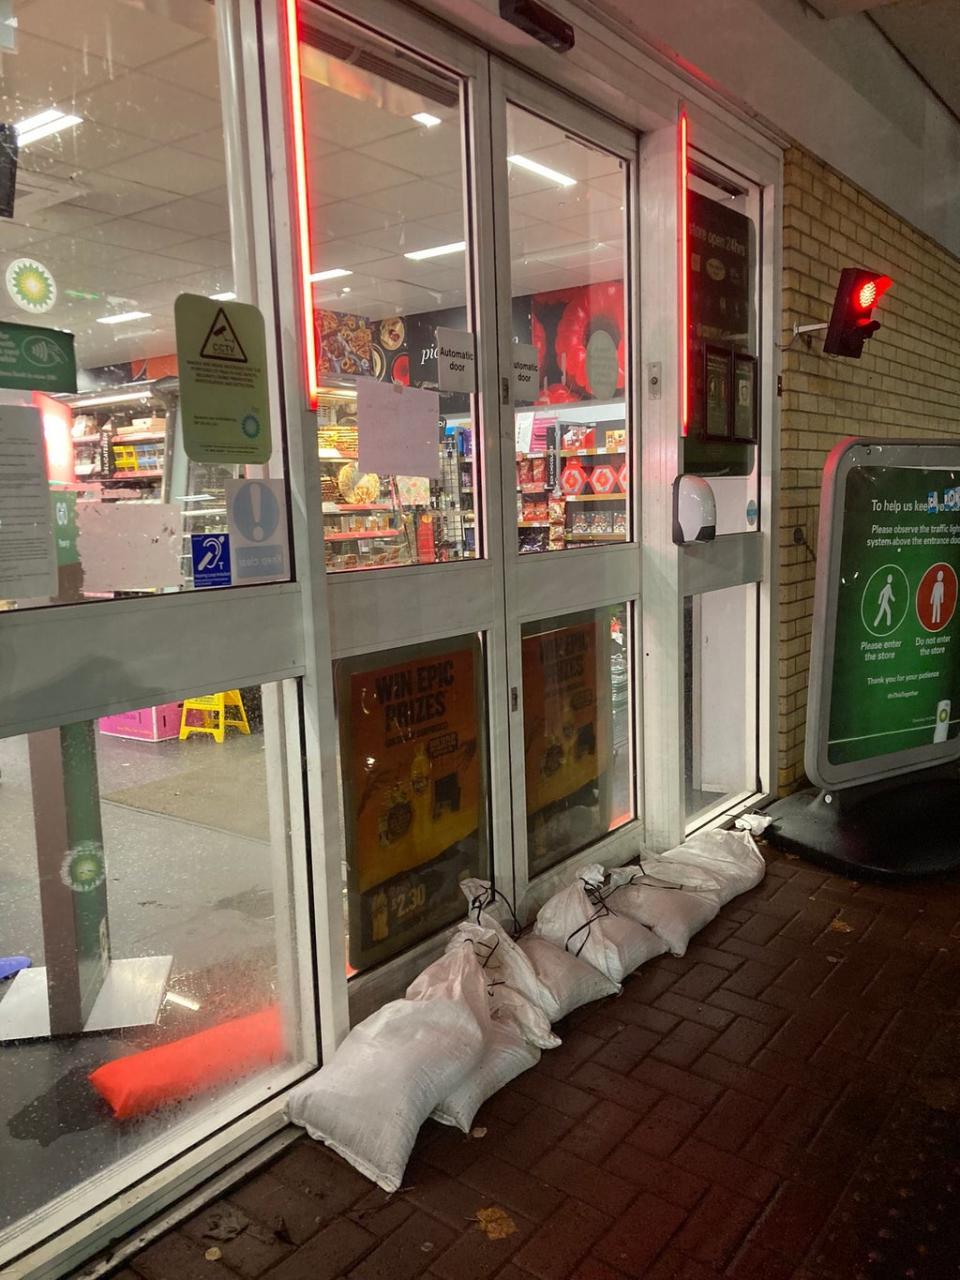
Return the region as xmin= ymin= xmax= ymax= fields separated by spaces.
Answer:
xmin=607 ymin=872 xmax=719 ymax=957
xmin=460 ymin=877 xmax=521 ymax=933
xmin=286 ymin=944 xmax=488 ymax=1192
xmin=447 ymin=922 xmax=559 ymax=1050
xmin=533 ymin=863 xmax=667 ymax=985
xmin=518 ymin=934 xmax=621 ymax=1021
xmin=432 ymin=1024 xmax=540 ymax=1132
xmin=636 ymin=829 xmax=765 ymax=906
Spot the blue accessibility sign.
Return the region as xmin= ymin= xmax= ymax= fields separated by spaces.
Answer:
xmin=191 ymin=533 xmax=231 ymax=588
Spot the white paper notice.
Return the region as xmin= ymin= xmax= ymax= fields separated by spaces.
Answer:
xmin=0 ymin=404 xmax=56 ymax=599
xmin=435 ymin=327 xmax=476 ymax=394
xmin=357 ymin=378 xmax=441 ymax=479
xmin=512 ymin=342 xmax=539 ymax=403
xmin=77 ymin=502 xmax=182 ymax=592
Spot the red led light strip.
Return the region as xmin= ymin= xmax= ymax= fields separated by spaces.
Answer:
xmin=679 ymin=109 xmax=689 ymax=435
xmin=285 ymin=0 xmax=319 ymax=407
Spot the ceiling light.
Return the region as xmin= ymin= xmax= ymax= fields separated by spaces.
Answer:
xmin=412 ymin=112 xmax=441 ymax=127
xmin=508 ymin=154 xmax=577 ymax=187
xmin=210 ymin=290 xmax=236 ymax=301
xmin=15 ymin=108 xmax=83 ymax=147
xmin=404 ymin=241 xmax=466 ymax=261
xmin=309 ymin=267 xmax=352 ymax=282
xmin=96 ymin=310 xmax=151 ymax=325
xmin=68 ymin=390 xmax=153 ymax=408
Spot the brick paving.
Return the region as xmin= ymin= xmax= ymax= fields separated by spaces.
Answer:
xmin=117 ymin=847 xmax=960 ymax=1280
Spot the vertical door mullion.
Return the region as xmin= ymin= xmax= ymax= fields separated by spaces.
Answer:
xmin=639 ymin=122 xmax=685 ymax=851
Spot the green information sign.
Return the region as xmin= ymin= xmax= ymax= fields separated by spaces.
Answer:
xmin=807 ymin=440 xmax=960 ymax=789
xmin=174 ymin=292 xmax=272 ymax=465
xmin=0 ymin=320 xmax=77 ymax=393
xmin=51 ymin=490 xmax=79 ymax=567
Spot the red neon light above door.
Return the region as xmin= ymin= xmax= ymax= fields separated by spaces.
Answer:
xmin=284 ymin=0 xmax=320 ymax=407
xmin=679 ymin=109 xmax=689 ymax=436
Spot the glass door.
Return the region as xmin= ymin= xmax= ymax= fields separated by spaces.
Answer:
xmin=489 ymin=64 xmax=642 ymax=911
xmin=286 ymin=0 xmax=513 ymax=1007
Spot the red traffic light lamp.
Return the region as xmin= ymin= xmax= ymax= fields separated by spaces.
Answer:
xmin=823 ymin=267 xmax=892 ymax=358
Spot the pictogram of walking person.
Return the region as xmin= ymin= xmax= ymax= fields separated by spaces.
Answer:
xmin=931 ymin=569 xmax=945 ymax=625
xmin=874 ymin=573 xmax=896 ymax=628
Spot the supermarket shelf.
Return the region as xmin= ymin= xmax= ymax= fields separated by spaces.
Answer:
xmin=325 ymin=528 xmax=401 ymax=541
xmin=107 ymin=470 xmax=163 ymax=480
xmin=560 ymin=447 xmax=626 ymax=457
xmin=564 ymin=532 xmax=625 ymax=541
xmin=518 ymin=520 xmax=551 ymax=527
xmin=564 ymin=492 xmax=626 ymax=502
xmin=323 ymin=502 xmax=393 ymax=513
xmin=519 ymin=484 xmax=549 ymax=494
xmin=115 ymin=431 xmax=165 ymax=443
xmin=318 ymin=450 xmax=358 ymax=461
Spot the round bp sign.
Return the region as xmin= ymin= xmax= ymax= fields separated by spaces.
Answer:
xmin=6 ymin=257 xmax=57 ymax=313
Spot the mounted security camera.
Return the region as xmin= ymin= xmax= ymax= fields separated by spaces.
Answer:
xmin=672 ymin=475 xmax=717 ymax=545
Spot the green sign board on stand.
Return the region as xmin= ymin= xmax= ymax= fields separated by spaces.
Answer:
xmin=0 ymin=320 xmax=77 ymax=393
xmin=51 ymin=490 xmax=79 ymax=567
xmin=806 ymin=439 xmax=960 ymax=789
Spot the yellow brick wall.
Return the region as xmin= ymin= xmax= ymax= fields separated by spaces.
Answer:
xmin=778 ymin=146 xmax=960 ymax=791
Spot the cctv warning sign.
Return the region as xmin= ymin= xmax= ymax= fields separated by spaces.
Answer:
xmin=200 ymin=308 xmax=248 ymax=363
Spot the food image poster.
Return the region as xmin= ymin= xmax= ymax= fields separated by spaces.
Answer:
xmin=337 ymin=639 xmax=487 ymax=969
xmin=521 ymin=617 xmax=611 ymax=819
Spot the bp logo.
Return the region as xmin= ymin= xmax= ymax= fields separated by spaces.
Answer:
xmin=60 ymin=841 xmax=106 ymax=894
xmin=241 ymin=410 xmax=261 ymax=440
xmin=21 ymin=334 xmax=67 ymax=369
xmin=6 ymin=257 xmax=57 ymax=314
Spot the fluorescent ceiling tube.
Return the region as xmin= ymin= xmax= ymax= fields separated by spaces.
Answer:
xmin=404 ymin=241 xmax=466 ymax=261
xmin=69 ymin=390 xmax=152 ymax=408
xmin=508 ymin=154 xmax=577 ymax=187
xmin=309 ymin=267 xmax=352 ymax=282
xmin=210 ymin=290 xmax=236 ymax=301
xmin=96 ymin=310 xmax=151 ymax=325
xmin=15 ymin=108 xmax=82 ymax=147
xmin=412 ymin=112 xmax=441 ymax=127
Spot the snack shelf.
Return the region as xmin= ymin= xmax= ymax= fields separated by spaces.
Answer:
xmin=564 ymin=532 xmax=625 ymax=541
xmin=564 ymin=492 xmax=626 ymax=502
xmin=518 ymin=520 xmax=551 ymax=528
xmin=325 ymin=529 xmax=402 ymax=542
xmin=322 ymin=502 xmax=394 ymax=513
xmin=560 ymin=447 xmax=626 ymax=457
xmin=108 ymin=470 xmax=164 ymax=479
xmin=115 ymin=431 xmax=165 ymax=443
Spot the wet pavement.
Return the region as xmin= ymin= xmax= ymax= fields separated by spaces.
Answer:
xmin=115 ymin=847 xmax=960 ymax=1280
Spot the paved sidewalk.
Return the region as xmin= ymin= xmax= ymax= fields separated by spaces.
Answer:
xmin=118 ymin=848 xmax=960 ymax=1280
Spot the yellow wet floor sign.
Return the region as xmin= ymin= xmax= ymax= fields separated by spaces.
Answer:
xmin=179 ymin=691 xmax=250 ymax=744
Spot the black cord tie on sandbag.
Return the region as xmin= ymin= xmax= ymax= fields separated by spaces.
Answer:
xmin=564 ymin=876 xmax=619 ymax=957
xmin=470 ymin=885 xmax=522 ymax=937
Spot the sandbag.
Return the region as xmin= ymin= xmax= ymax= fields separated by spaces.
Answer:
xmin=635 ymin=829 xmax=765 ymax=907
xmin=533 ymin=863 xmax=666 ymax=985
xmin=432 ymin=1023 xmax=540 ymax=1132
xmin=447 ymin=922 xmax=559 ymax=1050
xmin=287 ymin=945 xmax=488 ymax=1192
xmin=89 ymin=1006 xmax=284 ymax=1120
xmin=517 ymin=934 xmax=620 ymax=1021
xmin=607 ymin=871 xmax=719 ymax=957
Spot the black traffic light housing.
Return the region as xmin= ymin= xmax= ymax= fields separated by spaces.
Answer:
xmin=823 ymin=267 xmax=892 ymax=358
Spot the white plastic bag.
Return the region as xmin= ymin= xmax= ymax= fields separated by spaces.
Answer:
xmin=635 ymin=829 xmax=766 ymax=906
xmin=432 ymin=1023 xmax=540 ymax=1132
xmin=286 ymin=944 xmax=488 ymax=1192
xmin=446 ymin=922 xmax=559 ymax=1050
xmin=518 ymin=934 xmax=620 ymax=1021
xmin=533 ymin=863 xmax=666 ymax=985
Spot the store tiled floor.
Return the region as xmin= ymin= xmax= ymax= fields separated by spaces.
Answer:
xmin=116 ymin=848 xmax=960 ymax=1280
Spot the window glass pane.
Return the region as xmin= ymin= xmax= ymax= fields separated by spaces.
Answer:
xmin=334 ymin=636 xmax=490 ymax=974
xmin=506 ymin=106 xmax=630 ymax=555
xmin=522 ymin=604 xmax=633 ymax=877
xmin=298 ymin=8 xmax=478 ymax=573
xmin=685 ymin=168 xmax=760 ymax=534
xmin=0 ymin=0 xmax=290 ymax=612
xmin=0 ymin=681 xmax=307 ymax=1247
xmin=684 ymin=584 xmax=759 ymax=827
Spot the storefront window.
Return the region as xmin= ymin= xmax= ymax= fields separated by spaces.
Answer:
xmin=0 ymin=682 xmax=307 ymax=1249
xmin=297 ymin=6 xmax=478 ymax=572
xmin=0 ymin=0 xmax=290 ymax=613
xmin=507 ymin=107 xmax=630 ymax=554
xmin=522 ymin=604 xmax=632 ymax=876
xmin=334 ymin=636 xmax=490 ymax=974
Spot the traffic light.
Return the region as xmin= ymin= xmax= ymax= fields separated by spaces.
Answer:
xmin=823 ymin=267 xmax=892 ymax=358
